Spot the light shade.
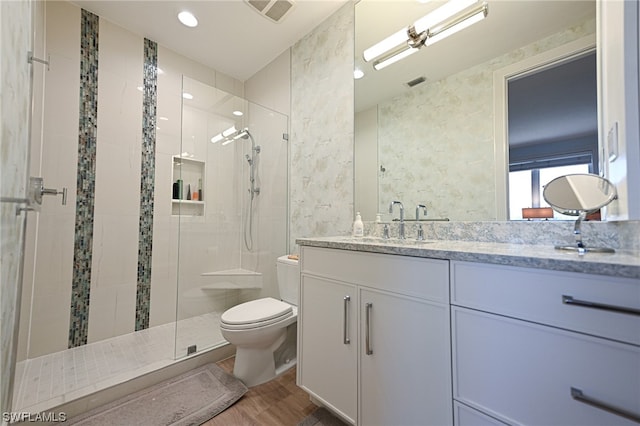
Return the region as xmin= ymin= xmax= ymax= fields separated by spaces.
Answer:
xmin=373 ymin=47 xmax=419 ymax=71
xmin=222 ymin=126 xmax=237 ymax=137
xmin=414 ymin=0 xmax=478 ymax=33
xmin=363 ymin=28 xmax=408 ymax=62
xmin=425 ymin=3 xmax=488 ymax=46
xmin=211 ymin=125 xmax=238 ymax=144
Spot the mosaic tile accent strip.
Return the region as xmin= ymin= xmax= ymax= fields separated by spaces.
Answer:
xmin=135 ymin=38 xmax=158 ymax=331
xmin=69 ymin=9 xmax=99 ymax=348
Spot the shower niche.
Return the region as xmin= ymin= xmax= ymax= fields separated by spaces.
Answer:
xmin=171 ymin=155 xmax=205 ymax=216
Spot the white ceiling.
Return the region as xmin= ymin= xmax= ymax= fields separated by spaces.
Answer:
xmin=71 ymin=0 xmax=350 ymax=82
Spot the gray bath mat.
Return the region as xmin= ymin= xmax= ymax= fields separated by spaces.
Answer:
xmin=298 ymin=407 xmax=349 ymax=426
xmin=67 ymin=363 xmax=247 ymax=426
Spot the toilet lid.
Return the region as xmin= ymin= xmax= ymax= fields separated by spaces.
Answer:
xmin=221 ymin=297 xmax=292 ymax=326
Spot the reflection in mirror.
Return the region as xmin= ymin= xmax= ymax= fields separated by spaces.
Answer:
xmin=354 ymin=0 xmax=597 ymax=222
xmin=507 ymin=50 xmax=597 ymax=220
xmin=543 ymin=174 xmax=617 ymax=253
xmin=543 ymin=174 xmax=617 ymax=216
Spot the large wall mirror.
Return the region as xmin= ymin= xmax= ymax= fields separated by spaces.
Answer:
xmin=354 ymin=0 xmax=600 ymax=222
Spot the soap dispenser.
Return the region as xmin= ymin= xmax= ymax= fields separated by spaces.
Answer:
xmin=353 ymin=212 xmax=364 ymax=237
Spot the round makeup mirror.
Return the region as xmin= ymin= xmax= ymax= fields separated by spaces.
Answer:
xmin=543 ymin=173 xmax=617 ymax=253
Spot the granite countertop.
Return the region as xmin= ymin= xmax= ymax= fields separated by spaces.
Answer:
xmin=296 ymin=236 xmax=640 ymax=279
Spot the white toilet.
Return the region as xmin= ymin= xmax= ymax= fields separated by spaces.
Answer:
xmin=220 ymin=255 xmax=299 ymax=387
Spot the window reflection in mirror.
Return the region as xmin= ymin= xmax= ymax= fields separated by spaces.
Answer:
xmin=506 ymin=51 xmax=597 ymax=221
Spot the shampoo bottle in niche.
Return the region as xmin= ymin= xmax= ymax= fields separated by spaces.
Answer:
xmin=353 ymin=212 xmax=364 ymax=237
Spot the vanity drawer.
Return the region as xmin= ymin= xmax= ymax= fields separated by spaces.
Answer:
xmin=301 ymin=246 xmax=449 ymax=303
xmin=454 ymin=402 xmax=508 ymax=426
xmin=452 ymin=307 xmax=640 ymax=425
xmin=451 ymin=261 xmax=640 ymax=345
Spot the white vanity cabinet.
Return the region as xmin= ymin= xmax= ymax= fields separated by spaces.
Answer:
xmin=451 ymin=261 xmax=640 ymax=426
xmin=298 ymin=274 xmax=358 ymax=422
xmin=298 ymin=246 xmax=452 ymax=426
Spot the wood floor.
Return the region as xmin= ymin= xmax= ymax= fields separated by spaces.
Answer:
xmin=203 ymin=357 xmax=318 ymax=426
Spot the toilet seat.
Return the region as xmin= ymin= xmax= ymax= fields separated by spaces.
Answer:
xmin=221 ymin=297 xmax=293 ymax=331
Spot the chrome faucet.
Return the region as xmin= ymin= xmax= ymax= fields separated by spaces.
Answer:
xmin=416 ymin=204 xmax=428 ymax=220
xmin=389 ymin=201 xmax=405 ymax=239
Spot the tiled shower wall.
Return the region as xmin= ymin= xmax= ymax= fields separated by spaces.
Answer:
xmin=17 ymin=1 xmax=246 ymax=360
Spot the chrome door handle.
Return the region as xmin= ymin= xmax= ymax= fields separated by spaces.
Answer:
xmin=562 ymin=295 xmax=640 ymax=316
xmin=343 ymin=296 xmax=351 ymax=344
xmin=365 ymin=302 xmax=373 ymax=355
xmin=30 ymin=177 xmax=67 ymax=206
xmin=571 ymin=387 xmax=640 ymax=423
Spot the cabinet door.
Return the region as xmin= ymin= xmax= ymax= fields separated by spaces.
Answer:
xmin=299 ymin=275 xmax=357 ymax=424
xmin=360 ymin=288 xmax=452 ymax=426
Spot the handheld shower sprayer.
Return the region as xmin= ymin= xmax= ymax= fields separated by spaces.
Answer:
xmin=242 ymin=128 xmax=260 ymax=251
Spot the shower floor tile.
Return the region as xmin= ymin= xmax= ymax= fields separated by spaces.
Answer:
xmin=13 ymin=312 xmax=225 ymax=413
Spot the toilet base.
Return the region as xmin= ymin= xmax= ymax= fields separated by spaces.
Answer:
xmin=232 ymin=323 xmax=297 ymax=387
xmin=233 ymin=346 xmax=278 ymax=387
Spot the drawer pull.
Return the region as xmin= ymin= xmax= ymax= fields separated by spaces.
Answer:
xmin=562 ymin=295 xmax=640 ymax=317
xmin=343 ymin=296 xmax=351 ymax=345
xmin=571 ymin=387 xmax=640 ymax=423
xmin=365 ymin=303 xmax=373 ymax=355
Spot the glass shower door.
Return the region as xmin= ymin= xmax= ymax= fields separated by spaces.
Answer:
xmin=174 ymin=76 xmax=289 ymax=358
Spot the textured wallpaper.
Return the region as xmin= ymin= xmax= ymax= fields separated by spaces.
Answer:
xmin=290 ymin=3 xmax=355 ymax=251
xmin=376 ymin=18 xmax=597 ymax=221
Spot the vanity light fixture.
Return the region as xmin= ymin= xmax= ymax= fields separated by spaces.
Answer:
xmin=178 ymin=11 xmax=198 ymax=28
xmin=364 ymin=0 xmax=488 ymax=70
xmin=210 ymin=125 xmax=238 ymax=144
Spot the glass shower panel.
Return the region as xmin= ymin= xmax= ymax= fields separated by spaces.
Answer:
xmin=174 ymin=76 xmax=289 ymax=359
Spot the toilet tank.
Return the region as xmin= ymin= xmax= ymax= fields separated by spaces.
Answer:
xmin=276 ymin=255 xmax=299 ymax=305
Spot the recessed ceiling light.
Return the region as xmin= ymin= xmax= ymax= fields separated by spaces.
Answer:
xmin=354 ymin=69 xmax=365 ymax=79
xmin=178 ymin=11 xmax=198 ymax=28
xmin=182 ymin=92 xmax=193 ymax=100
xmin=232 ymin=110 xmax=244 ymax=117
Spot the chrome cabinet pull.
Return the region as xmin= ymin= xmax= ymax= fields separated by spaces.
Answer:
xmin=343 ymin=296 xmax=351 ymax=345
xmin=562 ymin=295 xmax=640 ymax=316
xmin=365 ymin=303 xmax=373 ymax=355
xmin=571 ymin=387 xmax=640 ymax=423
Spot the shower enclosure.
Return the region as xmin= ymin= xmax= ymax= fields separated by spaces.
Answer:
xmin=11 ymin=72 xmax=288 ymax=413
xmin=173 ymin=77 xmax=289 ymax=358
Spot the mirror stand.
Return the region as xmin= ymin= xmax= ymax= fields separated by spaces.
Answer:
xmin=554 ymin=212 xmax=615 ymax=254
xmin=543 ymin=174 xmax=618 ymax=255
